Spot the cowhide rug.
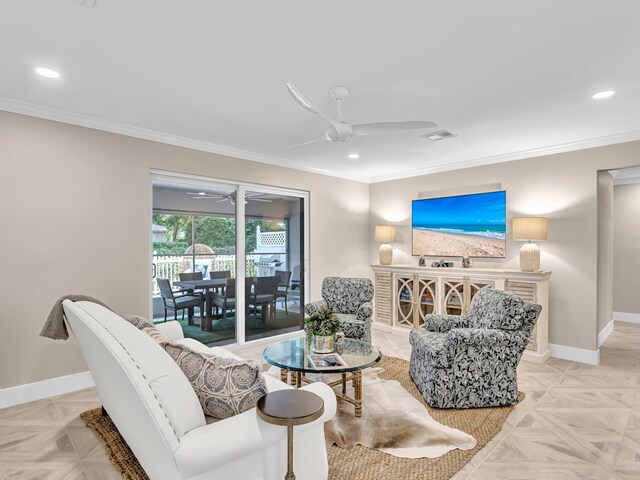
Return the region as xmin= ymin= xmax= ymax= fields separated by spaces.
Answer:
xmin=322 ymin=368 xmax=476 ymax=458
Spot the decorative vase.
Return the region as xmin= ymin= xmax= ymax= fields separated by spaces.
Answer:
xmin=311 ymin=334 xmax=335 ymax=353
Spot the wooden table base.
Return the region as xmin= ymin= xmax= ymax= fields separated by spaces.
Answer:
xmin=281 ymin=369 xmax=363 ymax=417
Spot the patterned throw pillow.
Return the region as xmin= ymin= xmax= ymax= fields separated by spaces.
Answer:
xmin=122 ymin=315 xmax=267 ymax=419
xmin=123 ymin=315 xmax=175 ymax=344
xmin=163 ymin=343 xmax=267 ymax=419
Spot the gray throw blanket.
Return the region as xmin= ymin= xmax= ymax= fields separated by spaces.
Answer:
xmin=40 ymin=294 xmax=114 ymax=340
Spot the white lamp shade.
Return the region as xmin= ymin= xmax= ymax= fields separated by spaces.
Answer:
xmin=512 ymin=217 xmax=548 ymax=241
xmin=375 ymin=225 xmax=397 ymax=243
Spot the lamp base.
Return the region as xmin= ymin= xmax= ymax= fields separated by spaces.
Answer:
xmin=519 ymin=243 xmax=540 ymax=272
xmin=379 ymin=244 xmax=393 ymax=265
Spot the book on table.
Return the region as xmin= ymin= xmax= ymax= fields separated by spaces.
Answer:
xmin=307 ymin=353 xmax=348 ymax=369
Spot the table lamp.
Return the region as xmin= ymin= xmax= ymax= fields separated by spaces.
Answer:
xmin=375 ymin=225 xmax=397 ymax=265
xmin=512 ymin=217 xmax=548 ymax=272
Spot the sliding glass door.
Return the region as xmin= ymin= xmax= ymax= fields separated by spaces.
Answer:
xmin=242 ymin=188 xmax=305 ymax=342
xmin=151 ymin=174 xmax=307 ymax=347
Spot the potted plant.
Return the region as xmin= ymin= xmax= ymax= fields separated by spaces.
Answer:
xmin=304 ymin=308 xmax=341 ymax=353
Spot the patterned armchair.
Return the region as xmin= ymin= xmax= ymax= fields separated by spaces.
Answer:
xmin=304 ymin=277 xmax=374 ymax=343
xmin=409 ymin=287 xmax=542 ymax=409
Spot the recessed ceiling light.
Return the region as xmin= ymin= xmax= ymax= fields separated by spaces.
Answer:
xmin=348 ymin=153 xmax=360 ymax=159
xmin=592 ymin=90 xmax=615 ymax=99
xmin=35 ymin=67 xmax=60 ymax=79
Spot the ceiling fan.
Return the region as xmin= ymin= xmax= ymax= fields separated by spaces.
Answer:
xmin=286 ymin=82 xmax=437 ymax=147
xmin=187 ymin=192 xmax=273 ymax=205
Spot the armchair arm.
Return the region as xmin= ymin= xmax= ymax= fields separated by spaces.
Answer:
xmin=304 ymin=299 xmax=328 ymax=316
xmin=356 ymin=301 xmax=373 ymax=323
xmin=424 ymin=314 xmax=471 ymax=332
xmin=155 ymin=320 xmax=185 ymax=340
xmin=175 ymin=382 xmax=336 ymax=478
xmin=447 ymin=328 xmax=527 ymax=347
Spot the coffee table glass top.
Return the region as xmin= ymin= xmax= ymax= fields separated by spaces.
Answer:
xmin=263 ymin=337 xmax=381 ymax=374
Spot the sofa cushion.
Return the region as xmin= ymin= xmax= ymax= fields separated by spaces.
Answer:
xmin=124 ymin=316 xmax=267 ymax=419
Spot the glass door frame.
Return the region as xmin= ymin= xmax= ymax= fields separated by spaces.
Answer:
xmin=149 ymin=170 xmax=310 ymax=348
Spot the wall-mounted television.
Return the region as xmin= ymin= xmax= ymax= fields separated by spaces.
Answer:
xmin=412 ymin=190 xmax=506 ymax=258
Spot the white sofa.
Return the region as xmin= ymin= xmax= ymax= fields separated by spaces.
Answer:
xmin=62 ymin=300 xmax=337 ymax=480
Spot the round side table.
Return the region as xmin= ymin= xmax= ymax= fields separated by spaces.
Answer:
xmin=257 ymin=390 xmax=324 ymax=480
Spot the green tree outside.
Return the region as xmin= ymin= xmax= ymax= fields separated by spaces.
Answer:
xmin=153 ymin=213 xmax=284 ymax=254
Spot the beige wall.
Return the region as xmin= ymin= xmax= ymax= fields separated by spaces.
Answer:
xmin=370 ymin=141 xmax=640 ymax=352
xmin=596 ymin=171 xmax=614 ymax=333
xmin=613 ymin=183 xmax=640 ymax=314
xmin=0 ymin=111 xmax=370 ymax=389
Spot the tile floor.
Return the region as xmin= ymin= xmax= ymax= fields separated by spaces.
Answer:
xmin=1 ymin=322 xmax=639 ymax=479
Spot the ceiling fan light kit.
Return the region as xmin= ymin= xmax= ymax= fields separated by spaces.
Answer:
xmin=285 ymin=82 xmax=438 ymax=148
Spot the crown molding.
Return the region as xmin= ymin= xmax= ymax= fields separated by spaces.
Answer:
xmin=368 ymin=130 xmax=640 ymax=183
xmin=2 ymin=97 xmax=640 ymax=185
xmin=0 ymin=98 xmax=369 ymax=184
xmin=613 ymin=176 xmax=640 ymax=185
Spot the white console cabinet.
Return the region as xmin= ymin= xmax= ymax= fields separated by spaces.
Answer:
xmin=371 ymin=265 xmax=551 ymax=363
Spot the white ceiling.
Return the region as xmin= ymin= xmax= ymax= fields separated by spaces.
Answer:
xmin=2 ymin=0 xmax=640 ymax=183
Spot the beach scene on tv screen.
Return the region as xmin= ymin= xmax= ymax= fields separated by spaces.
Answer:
xmin=412 ymin=191 xmax=506 ymax=258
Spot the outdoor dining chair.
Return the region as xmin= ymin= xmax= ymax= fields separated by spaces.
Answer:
xmin=208 ymin=270 xmax=232 ymax=316
xmin=274 ymin=270 xmax=292 ymax=314
xmin=249 ymin=276 xmax=279 ymax=323
xmin=179 ymin=272 xmax=204 ymax=281
xmin=157 ymin=278 xmax=204 ymax=326
xmin=178 ymin=271 xmax=203 ymax=295
xmin=210 ymin=277 xmax=253 ymax=322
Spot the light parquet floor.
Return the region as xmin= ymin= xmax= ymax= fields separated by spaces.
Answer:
xmin=1 ymin=322 xmax=639 ymax=479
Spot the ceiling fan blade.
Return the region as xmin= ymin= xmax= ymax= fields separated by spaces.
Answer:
xmin=215 ymin=198 xmax=228 ymax=203
xmin=187 ymin=191 xmax=226 ymax=198
xmin=286 ymin=82 xmax=352 ymax=141
xmin=352 ymin=121 xmax=437 ymax=135
xmin=250 ymin=198 xmax=272 ymax=202
xmin=286 ymin=82 xmax=320 ymax=114
xmin=285 ymin=138 xmax=323 ymax=149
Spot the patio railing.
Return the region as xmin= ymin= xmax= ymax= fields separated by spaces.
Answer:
xmin=152 ymin=253 xmax=285 ymax=295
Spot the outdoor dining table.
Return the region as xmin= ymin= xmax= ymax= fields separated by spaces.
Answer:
xmin=173 ymin=278 xmax=229 ymax=320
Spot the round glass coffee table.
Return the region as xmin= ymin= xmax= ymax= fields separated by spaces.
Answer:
xmin=263 ymin=337 xmax=381 ymax=417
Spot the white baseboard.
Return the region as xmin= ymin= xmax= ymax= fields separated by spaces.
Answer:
xmin=0 ymin=371 xmax=95 ymax=409
xmin=372 ymin=322 xmax=602 ymax=365
xmin=548 ymin=343 xmax=600 ymax=365
xmin=613 ymin=312 xmax=640 ymax=324
xmin=598 ymin=320 xmax=615 ymax=347
xmin=522 ymin=349 xmax=550 ymax=364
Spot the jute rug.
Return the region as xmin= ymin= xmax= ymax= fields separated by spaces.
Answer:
xmin=80 ymin=356 xmax=522 ymax=480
